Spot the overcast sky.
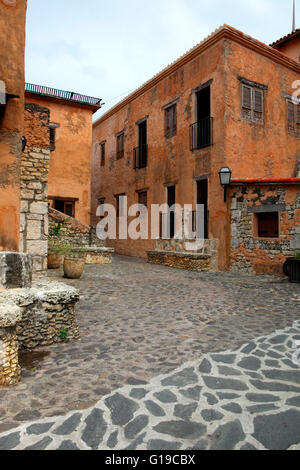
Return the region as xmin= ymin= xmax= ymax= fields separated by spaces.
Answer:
xmin=25 ymin=0 xmax=298 ymax=120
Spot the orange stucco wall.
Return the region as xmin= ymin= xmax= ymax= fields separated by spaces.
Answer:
xmin=24 ymin=95 xmax=94 ymax=226
xmin=0 ymin=0 xmax=27 ymax=251
xmin=92 ymin=40 xmax=226 ymax=262
xmin=275 ymin=36 xmax=300 ymax=63
xmin=92 ymin=28 xmax=300 ymax=271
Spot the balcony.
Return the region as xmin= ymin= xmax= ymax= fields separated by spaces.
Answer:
xmin=190 ymin=117 xmax=213 ymax=151
xmin=133 ymin=144 xmax=148 ymax=169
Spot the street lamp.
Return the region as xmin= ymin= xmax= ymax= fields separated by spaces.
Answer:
xmin=219 ymin=167 xmax=232 ymax=202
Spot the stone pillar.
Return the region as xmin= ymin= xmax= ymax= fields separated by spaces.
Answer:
xmin=21 ymin=103 xmax=50 ymax=272
xmin=0 ymin=300 xmax=22 ymax=387
xmin=0 ymin=252 xmax=32 ymax=288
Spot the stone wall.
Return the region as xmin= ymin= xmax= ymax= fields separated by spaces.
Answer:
xmin=49 ymin=207 xmax=105 ymax=248
xmin=0 ymin=281 xmax=80 ymax=350
xmin=147 ymin=250 xmax=211 ymax=272
xmin=154 ymin=238 xmax=219 ymax=271
xmin=21 ymin=102 xmax=51 ymax=272
xmin=230 ymin=185 xmax=300 ymax=275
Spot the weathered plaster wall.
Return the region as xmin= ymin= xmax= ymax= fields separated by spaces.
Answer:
xmin=25 ymin=95 xmax=94 ymax=226
xmin=0 ymin=0 xmax=27 ymax=252
xmin=92 ymin=32 xmax=300 ymax=271
xmin=21 ymin=102 xmax=50 ymax=271
xmin=230 ymin=185 xmax=300 ymax=275
xmin=274 ymin=36 xmax=300 ymax=63
xmin=92 ymin=40 xmax=226 ymax=262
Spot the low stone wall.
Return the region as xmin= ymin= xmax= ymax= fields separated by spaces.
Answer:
xmin=85 ymin=247 xmax=114 ymax=265
xmin=147 ymin=250 xmax=211 ymax=272
xmin=49 ymin=208 xmax=105 ymax=249
xmin=0 ymin=281 xmax=80 ymax=350
xmin=155 ymin=238 xmax=219 ymax=271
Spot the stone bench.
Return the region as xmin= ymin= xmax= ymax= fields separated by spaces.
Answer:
xmin=147 ymin=250 xmax=211 ymax=272
xmin=83 ymin=247 xmax=114 ymax=265
xmin=0 ymin=281 xmax=80 ymax=351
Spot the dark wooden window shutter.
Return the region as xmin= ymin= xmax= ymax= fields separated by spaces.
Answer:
xmin=242 ymin=85 xmax=252 ymax=109
xmin=253 ymin=89 xmax=263 ymax=113
xmin=287 ymin=101 xmax=295 ymax=127
xmin=296 ymin=104 xmax=300 ymax=124
xmin=165 ymin=104 xmax=177 ymax=138
xmin=49 ymin=127 xmax=56 ymax=151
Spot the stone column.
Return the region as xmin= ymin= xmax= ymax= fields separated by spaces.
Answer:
xmin=0 ymin=300 xmax=22 ymax=387
xmin=21 ymin=103 xmax=50 ymax=272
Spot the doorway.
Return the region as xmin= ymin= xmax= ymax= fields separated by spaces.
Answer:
xmin=197 ymin=179 xmax=208 ymax=239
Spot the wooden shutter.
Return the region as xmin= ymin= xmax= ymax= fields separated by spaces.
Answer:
xmin=100 ymin=143 xmax=105 ymax=166
xmin=49 ymin=127 xmax=56 ymax=151
xmin=253 ymin=89 xmax=263 ymax=113
xmin=165 ymin=105 xmax=177 ymax=138
xmin=242 ymin=85 xmax=252 ymax=109
xmin=296 ymin=104 xmax=300 ymax=124
xmin=287 ymin=101 xmax=295 ymax=127
xmin=165 ymin=108 xmax=171 ymax=138
xmin=172 ymin=105 xmax=177 ymax=135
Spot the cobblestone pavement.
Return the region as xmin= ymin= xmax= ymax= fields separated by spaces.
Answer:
xmin=0 ymin=320 xmax=300 ymax=450
xmin=0 ymin=255 xmax=299 ymax=441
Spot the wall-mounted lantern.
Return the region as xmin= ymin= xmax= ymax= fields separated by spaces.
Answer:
xmin=219 ymin=167 xmax=232 ymax=202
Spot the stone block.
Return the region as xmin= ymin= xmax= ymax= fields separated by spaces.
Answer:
xmin=0 ymin=252 xmax=33 ymax=289
xmin=30 ymin=202 xmax=48 ymax=215
xmin=26 ymin=240 xmax=48 ymax=257
xmin=26 ymin=220 xmax=42 ymax=240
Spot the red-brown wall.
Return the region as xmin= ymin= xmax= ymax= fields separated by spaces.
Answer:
xmin=25 ymin=94 xmax=94 ymax=226
xmin=0 ymin=0 xmax=27 ymax=252
xmin=92 ymin=26 xmax=300 ymax=271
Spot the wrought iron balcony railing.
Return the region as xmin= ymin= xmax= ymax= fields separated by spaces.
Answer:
xmin=25 ymin=83 xmax=102 ymax=107
xmin=190 ymin=117 xmax=213 ymax=151
xmin=133 ymin=144 xmax=148 ymax=169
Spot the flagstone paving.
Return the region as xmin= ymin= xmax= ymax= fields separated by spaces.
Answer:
xmin=0 ymin=255 xmax=299 ymax=447
xmin=0 ymin=320 xmax=299 ymax=450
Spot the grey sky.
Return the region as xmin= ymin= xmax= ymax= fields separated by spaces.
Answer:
xmin=25 ymin=0 xmax=298 ymax=120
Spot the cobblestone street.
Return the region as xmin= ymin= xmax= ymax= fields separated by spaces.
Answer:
xmin=0 ymin=255 xmax=299 ymax=449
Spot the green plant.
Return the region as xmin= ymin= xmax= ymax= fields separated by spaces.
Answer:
xmin=295 ymin=252 xmax=300 ymax=260
xmin=65 ymin=245 xmax=87 ymax=259
xmin=48 ymin=239 xmax=71 ymax=256
xmin=58 ymin=329 xmax=67 ymax=340
xmin=49 ymin=219 xmax=70 ymax=238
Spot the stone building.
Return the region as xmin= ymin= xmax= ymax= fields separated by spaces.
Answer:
xmin=91 ymin=25 xmax=300 ymax=275
xmin=25 ymin=84 xmax=102 ymax=226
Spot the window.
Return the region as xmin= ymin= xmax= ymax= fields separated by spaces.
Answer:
xmin=241 ymin=84 xmax=264 ymax=124
xmin=165 ymin=104 xmax=177 ymax=138
xmin=100 ymin=142 xmax=105 ymax=166
xmin=255 ymin=212 xmax=279 ymax=238
xmin=98 ymin=198 xmax=105 ymax=218
xmin=49 ymin=127 xmax=56 ymax=151
xmin=138 ymin=191 xmax=147 ymax=208
xmin=134 ymin=120 xmax=148 ymax=169
xmin=116 ymin=132 xmax=124 ymax=160
xmin=53 ymin=199 xmax=75 ymax=218
xmin=287 ymin=100 xmax=300 ymax=134
xmin=115 ymin=194 xmax=125 ymax=217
